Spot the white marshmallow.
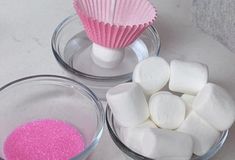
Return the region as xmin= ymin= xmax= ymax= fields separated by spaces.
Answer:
xmin=181 ymin=94 xmax=195 ymax=116
xmin=155 ymin=91 xmax=172 ymax=95
xmin=169 ymin=60 xmax=208 ymax=95
xmin=138 ymin=119 xmax=158 ymax=128
xmin=121 ymin=127 xmax=145 ymax=154
xmin=149 ymin=93 xmax=186 ymax=129
xmin=192 ymin=83 xmax=235 ymax=131
xmin=120 ymin=119 xmax=157 ymax=151
xmin=106 ymin=82 xmax=149 ymax=127
xmin=91 ymin=43 xmax=124 ymax=68
xmin=177 ymin=111 xmax=220 ymax=156
xmin=145 ymin=91 xmax=172 ymax=102
xmin=133 ymin=57 xmax=170 ymax=95
xmin=122 ymin=127 xmax=193 ymax=160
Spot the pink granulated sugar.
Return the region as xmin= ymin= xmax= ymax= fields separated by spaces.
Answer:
xmin=3 ymin=119 xmax=85 ymax=160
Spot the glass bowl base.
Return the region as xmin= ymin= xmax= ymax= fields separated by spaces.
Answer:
xmin=52 ymin=15 xmax=160 ymax=100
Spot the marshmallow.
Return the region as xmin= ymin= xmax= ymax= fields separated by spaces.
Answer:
xmin=149 ymin=93 xmax=186 ymax=129
xmin=106 ymin=82 xmax=149 ymax=127
xmin=122 ymin=127 xmax=193 ymax=160
xmin=146 ymin=91 xmax=172 ymax=102
xmin=120 ymin=119 xmax=157 ymax=139
xmin=181 ymin=94 xmax=195 ymax=116
xmin=169 ymin=60 xmax=208 ymax=95
xmin=177 ymin=112 xmax=220 ymax=156
xmin=121 ymin=127 xmax=145 ymax=154
xmin=138 ymin=119 xmax=158 ymax=128
xmin=192 ymin=83 xmax=235 ymax=131
xmin=133 ymin=57 xmax=170 ymax=95
xmin=120 ymin=119 xmax=157 ymax=151
xmin=155 ymin=91 xmax=172 ymax=95
xmin=91 ymin=43 xmax=124 ymax=68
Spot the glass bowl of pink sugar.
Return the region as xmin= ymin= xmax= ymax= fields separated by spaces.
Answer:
xmin=0 ymin=75 xmax=104 ymax=160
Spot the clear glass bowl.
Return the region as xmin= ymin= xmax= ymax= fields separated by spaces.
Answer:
xmin=51 ymin=15 xmax=160 ymax=100
xmin=106 ymin=105 xmax=228 ymax=160
xmin=0 ymin=75 xmax=105 ymax=160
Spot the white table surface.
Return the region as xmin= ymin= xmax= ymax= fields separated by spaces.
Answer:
xmin=0 ymin=0 xmax=234 ymax=159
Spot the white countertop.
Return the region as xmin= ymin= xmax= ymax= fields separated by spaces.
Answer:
xmin=0 ymin=0 xmax=234 ymax=159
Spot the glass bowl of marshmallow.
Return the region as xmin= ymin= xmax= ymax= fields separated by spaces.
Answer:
xmin=106 ymin=57 xmax=234 ymax=160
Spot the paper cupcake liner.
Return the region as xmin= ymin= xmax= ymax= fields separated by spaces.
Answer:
xmin=74 ymin=0 xmax=157 ymax=48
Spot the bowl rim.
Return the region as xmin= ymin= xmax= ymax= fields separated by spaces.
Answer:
xmin=106 ymin=105 xmax=229 ymax=160
xmin=0 ymin=74 xmax=105 ymax=160
xmin=51 ymin=14 xmax=161 ymax=82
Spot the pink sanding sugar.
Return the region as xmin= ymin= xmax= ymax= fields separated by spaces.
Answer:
xmin=3 ymin=119 xmax=85 ymax=160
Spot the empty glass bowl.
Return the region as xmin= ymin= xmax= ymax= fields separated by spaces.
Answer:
xmin=106 ymin=105 xmax=228 ymax=160
xmin=51 ymin=15 xmax=160 ymax=100
xmin=0 ymin=75 xmax=105 ymax=160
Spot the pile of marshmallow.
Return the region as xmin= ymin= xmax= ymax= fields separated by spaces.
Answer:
xmin=106 ymin=57 xmax=235 ymax=160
